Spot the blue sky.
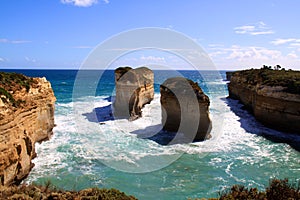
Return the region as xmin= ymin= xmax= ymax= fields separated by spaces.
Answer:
xmin=1 ymin=0 xmax=300 ymax=70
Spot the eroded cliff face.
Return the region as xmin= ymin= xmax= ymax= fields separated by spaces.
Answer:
xmin=160 ymin=77 xmax=212 ymax=141
xmin=0 ymin=74 xmax=56 ymax=186
xmin=228 ymin=70 xmax=300 ymax=134
xmin=114 ymin=67 xmax=154 ymax=120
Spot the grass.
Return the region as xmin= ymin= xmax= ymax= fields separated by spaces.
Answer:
xmin=232 ymin=68 xmax=300 ymax=94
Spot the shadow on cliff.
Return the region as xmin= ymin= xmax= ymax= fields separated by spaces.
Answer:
xmin=223 ymin=97 xmax=300 ymax=152
xmin=131 ymin=125 xmax=196 ymax=145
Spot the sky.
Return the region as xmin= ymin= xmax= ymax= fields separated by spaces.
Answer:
xmin=1 ymin=0 xmax=300 ymax=70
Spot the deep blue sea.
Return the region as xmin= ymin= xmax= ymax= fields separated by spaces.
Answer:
xmin=2 ymin=69 xmax=300 ymax=199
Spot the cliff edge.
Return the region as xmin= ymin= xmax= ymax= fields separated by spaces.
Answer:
xmin=0 ymin=72 xmax=56 ymax=186
xmin=228 ymin=68 xmax=300 ymax=134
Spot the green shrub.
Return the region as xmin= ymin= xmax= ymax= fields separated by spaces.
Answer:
xmin=266 ymin=178 xmax=300 ymax=200
xmin=0 ymin=87 xmax=16 ymax=107
xmin=0 ymin=183 xmax=138 ymax=200
xmin=219 ymin=179 xmax=300 ymax=200
xmin=233 ymin=68 xmax=300 ymax=94
xmin=0 ymin=72 xmax=33 ymax=92
xmin=219 ymin=185 xmax=266 ymax=200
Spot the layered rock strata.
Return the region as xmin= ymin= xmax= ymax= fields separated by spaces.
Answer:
xmin=228 ymin=69 xmax=300 ymax=134
xmin=160 ymin=77 xmax=212 ymax=141
xmin=0 ymin=73 xmax=56 ymax=186
xmin=114 ymin=67 xmax=154 ymax=120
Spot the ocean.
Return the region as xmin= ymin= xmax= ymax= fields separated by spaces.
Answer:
xmin=2 ymin=69 xmax=299 ymax=199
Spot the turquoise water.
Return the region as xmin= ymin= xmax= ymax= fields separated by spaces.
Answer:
xmin=5 ymin=70 xmax=299 ymax=199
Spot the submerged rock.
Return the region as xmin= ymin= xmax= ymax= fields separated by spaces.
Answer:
xmin=228 ymin=68 xmax=300 ymax=134
xmin=0 ymin=72 xmax=56 ymax=186
xmin=160 ymin=77 xmax=212 ymax=141
xmin=114 ymin=66 xmax=154 ymax=120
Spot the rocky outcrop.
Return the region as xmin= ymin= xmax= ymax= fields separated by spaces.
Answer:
xmin=114 ymin=67 xmax=154 ymax=120
xmin=226 ymin=71 xmax=234 ymax=81
xmin=160 ymin=77 xmax=211 ymax=141
xmin=0 ymin=73 xmax=56 ymax=186
xmin=228 ymin=69 xmax=300 ymax=134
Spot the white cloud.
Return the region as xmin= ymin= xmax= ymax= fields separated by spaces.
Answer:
xmin=25 ymin=56 xmax=36 ymax=63
xmin=271 ymin=38 xmax=300 ymax=46
xmin=208 ymin=45 xmax=300 ymax=70
xmin=0 ymin=38 xmax=31 ymax=44
xmin=140 ymin=55 xmax=166 ymax=63
xmin=234 ymin=21 xmax=274 ymax=35
xmin=287 ymin=51 xmax=298 ymax=59
xmin=0 ymin=57 xmax=5 ymax=62
xmin=60 ymin=0 xmax=108 ymax=7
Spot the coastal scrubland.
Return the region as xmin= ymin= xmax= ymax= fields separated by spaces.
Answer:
xmin=0 ymin=179 xmax=299 ymax=199
xmin=231 ymin=67 xmax=300 ymax=94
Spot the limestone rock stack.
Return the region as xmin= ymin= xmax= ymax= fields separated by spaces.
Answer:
xmin=160 ymin=77 xmax=211 ymax=141
xmin=114 ymin=67 xmax=154 ymax=120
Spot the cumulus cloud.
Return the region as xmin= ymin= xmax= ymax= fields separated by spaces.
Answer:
xmin=61 ymin=0 xmax=108 ymax=7
xmin=0 ymin=38 xmax=31 ymax=44
xmin=208 ymin=44 xmax=300 ymax=69
xmin=234 ymin=21 xmax=274 ymax=35
xmin=209 ymin=45 xmax=281 ymax=60
xmin=287 ymin=51 xmax=298 ymax=59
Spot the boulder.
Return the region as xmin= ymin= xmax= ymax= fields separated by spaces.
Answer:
xmin=160 ymin=77 xmax=211 ymax=141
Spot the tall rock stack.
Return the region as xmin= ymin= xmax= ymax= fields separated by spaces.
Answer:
xmin=114 ymin=67 xmax=154 ymax=120
xmin=0 ymin=73 xmax=56 ymax=186
xmin=160 ymin=77 xmax=211 ymax=141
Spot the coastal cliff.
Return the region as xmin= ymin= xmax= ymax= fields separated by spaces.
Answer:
xmin=0 ymin=72 xmax=56 ymax=186
xmin=114 ymin=67 xmax=154 ymax=120
xmin=160 ymin=77 xmax=211 ymax=141
xmin=228 ymin=68 xmax=300 ymax=134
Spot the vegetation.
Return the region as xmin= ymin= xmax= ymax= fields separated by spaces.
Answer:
xmin=1 ymin=179 xmax=298 ymax=200
xmin=0 ymin=183 xmax=137 ymax=200
xmin=0 ymin=72 xmax=33 ymax=92
xmin=218 ymin=178 xmax=300 ymax=200
xmin=0 ymin=72 xmax=34 ymax=107
xmin=233 ymin=65 xmax=300 ymax=94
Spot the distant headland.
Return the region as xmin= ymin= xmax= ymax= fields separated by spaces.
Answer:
xmin=227 ymin=66 xmax=300 ymax=134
